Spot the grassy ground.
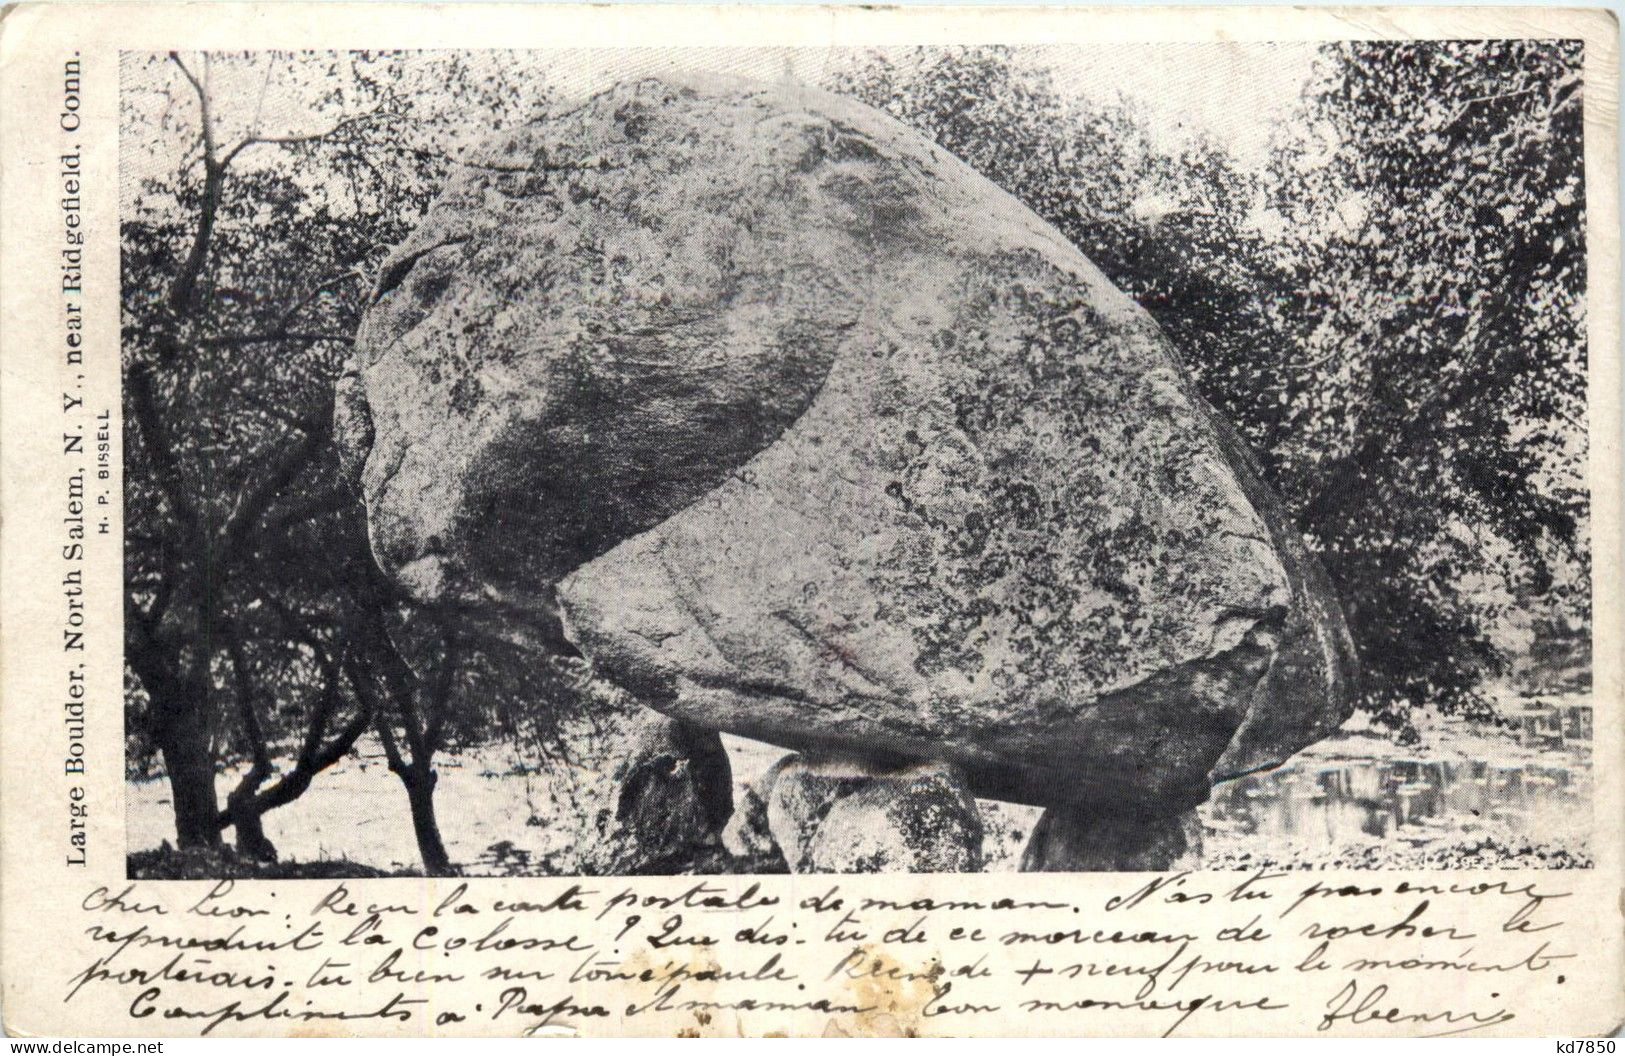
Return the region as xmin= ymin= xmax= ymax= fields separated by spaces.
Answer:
xmin=127 ymin=845 xmax=416 ymax=879
xmin=128 ymin=701 xmax=1592 ymax=877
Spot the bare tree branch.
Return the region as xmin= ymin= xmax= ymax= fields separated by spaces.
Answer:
xmin=219 ymin=111 xmax=400 ymax=169
xmin=423 ymin=630 xmax=461 ymax=757
xmin=126 ymin=361 xmax=203 ymax=539
xmin=196 ymin=328 xmax=355 ymax=346
xmin=217 ymin=407 xmax=334 ymax=562
xmin=167 ymin=52 xmax=225 ymax=317
xmin=225 ymin=626 xmax=273 ymax=777
xmin=196 ymin=331 xmax=355 ymax=349
xmin=272 ymin=266 xmax=367 ymax=333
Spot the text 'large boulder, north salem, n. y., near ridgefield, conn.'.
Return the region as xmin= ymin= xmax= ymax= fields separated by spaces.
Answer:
xmin=337 ymin=74 xmax=1359 ymax=869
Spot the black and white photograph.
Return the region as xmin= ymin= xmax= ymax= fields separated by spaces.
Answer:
xmin=120 ymin=41 xmax=1593 ymax=881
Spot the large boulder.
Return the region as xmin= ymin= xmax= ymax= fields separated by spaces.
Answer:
xmin=341 ymin=75 xmax=1357 ymax=822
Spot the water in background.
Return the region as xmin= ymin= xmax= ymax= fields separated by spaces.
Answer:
xmin=1201 ymin=694 xmax=1593 ymax=868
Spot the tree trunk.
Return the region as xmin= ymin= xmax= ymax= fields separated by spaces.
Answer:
xmin=403 ymin=767 xmax=453 ymax=876
xmin=158 ymin=717 xmax=222 ymax=850
xmin=224 ymin=777 xmax=278 ymax=862
xmin=227 ymin=803 xmax=278 ymax=861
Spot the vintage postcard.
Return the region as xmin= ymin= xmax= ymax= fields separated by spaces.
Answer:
xmin=0 ymin=2 xmax=1621 ymax=1039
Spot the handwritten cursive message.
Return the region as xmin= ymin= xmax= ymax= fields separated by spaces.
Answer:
xmin=57 ymin=870 xmax=1581 ymax=1037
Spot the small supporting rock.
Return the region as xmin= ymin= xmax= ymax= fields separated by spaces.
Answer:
xmin=722 ymin=784 xmax=789 ymax=873
xmin=607 ymin=713 xmax=735 ymax=874
xmin=764 ymin=755 xmax=984 ymax=873
xmin=1020 ymin=804 xmax=1203 ymax=872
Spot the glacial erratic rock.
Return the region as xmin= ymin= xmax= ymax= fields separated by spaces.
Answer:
xmin=343 ymin=75 xmax=1358 ymax=821
xmin=765 ymin=756 xmax=985 ymax=873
